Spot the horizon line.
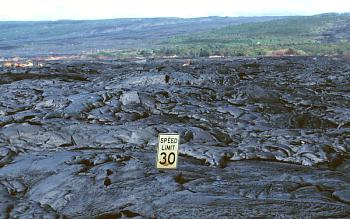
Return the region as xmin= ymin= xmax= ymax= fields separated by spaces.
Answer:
xmin=0 ymin=12 xmax=349 ymax=22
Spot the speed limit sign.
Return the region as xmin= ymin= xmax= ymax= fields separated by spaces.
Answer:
xmin=156 ymin=133 xmax=180 ymax=169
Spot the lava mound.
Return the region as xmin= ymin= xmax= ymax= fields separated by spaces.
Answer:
xmin=1 ymin=57 xmax=350 ymax=218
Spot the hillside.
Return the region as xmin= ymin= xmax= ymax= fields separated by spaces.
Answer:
xmin=159 ymin=13 xmax=350 ymax=57
xmin=0 ymin=16 xmax=282 ymax=57
xmin=1 ymin=13 xmax=349 ymax=58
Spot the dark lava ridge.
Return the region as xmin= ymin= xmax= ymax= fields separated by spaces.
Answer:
xmin=0 ymin=56 xmax=350 ymax=218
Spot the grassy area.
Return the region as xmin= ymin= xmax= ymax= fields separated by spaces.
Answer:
xmin=155 ymin=13 xmax=350 ymax=57
xmin=3 ymin=14 xmax=348 ymax=58
xmin=87 ymin=49 xmax=155 ymax=59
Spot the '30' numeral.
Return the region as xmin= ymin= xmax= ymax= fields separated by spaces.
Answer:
xmin=159 ymin=152 xmax=176 ymax=165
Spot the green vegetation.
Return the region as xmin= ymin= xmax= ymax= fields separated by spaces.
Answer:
xmin=2 ymin=14 xmax=348 ymax=58
xmin=88 ymin=49 xmax=155 ymax=59
xmin=155 ymin=13 xmax=350 ymax=57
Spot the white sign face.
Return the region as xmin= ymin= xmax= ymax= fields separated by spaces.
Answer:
xmin=157 ymin=133 xmax=180 ymax=169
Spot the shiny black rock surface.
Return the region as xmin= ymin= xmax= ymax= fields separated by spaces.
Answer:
xmin=1 ymin=57 xmax=350 ymax=218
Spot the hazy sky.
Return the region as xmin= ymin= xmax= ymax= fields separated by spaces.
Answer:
xmin=0 ymin=0 xmax=350 ymax=21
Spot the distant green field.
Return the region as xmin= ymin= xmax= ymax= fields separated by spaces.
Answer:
xmin=0 ymin=16 xmax=283 ymax=57
xmin=155 ymin=13 xmax=350 ymax=57
xmin=1 ymin=14 xmax=349 ymax=58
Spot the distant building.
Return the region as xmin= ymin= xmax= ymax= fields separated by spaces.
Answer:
xmin=3 ymin=62 xmax=13 ymax=67
xmin=3 ymin=60 xmax=34 ymax=68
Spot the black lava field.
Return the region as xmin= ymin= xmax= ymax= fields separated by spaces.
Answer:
xmin=1 ymin=56 xmax=350 ymax=218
